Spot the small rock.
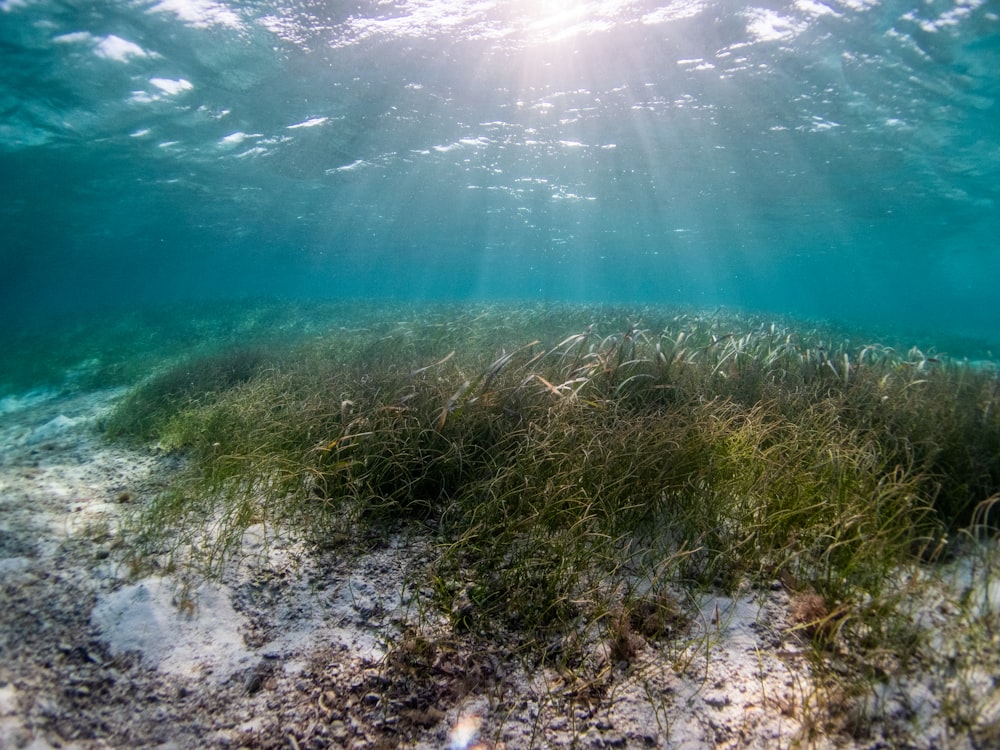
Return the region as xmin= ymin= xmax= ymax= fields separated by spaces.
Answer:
xmin=330 ymin=720 xmax=349 ymax=741
xmin=704 ymin=694 xmax=731 ymax=709
xmin=25 ymin=415 xmax=78 ymax=445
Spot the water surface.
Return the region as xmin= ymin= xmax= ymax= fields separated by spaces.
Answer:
xmin=1 ymin=0 xmax=997 ymax=342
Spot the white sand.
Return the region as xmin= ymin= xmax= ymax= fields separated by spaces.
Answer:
xmin=91 ymin=578 xmax=256 ymax=681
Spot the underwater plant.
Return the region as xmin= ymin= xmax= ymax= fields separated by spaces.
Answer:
xmin=105 ymin=301 xmax=1000 ymax=740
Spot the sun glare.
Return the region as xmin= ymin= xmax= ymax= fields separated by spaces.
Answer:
xmin=516 ymin=0 xmax=634 ymax=42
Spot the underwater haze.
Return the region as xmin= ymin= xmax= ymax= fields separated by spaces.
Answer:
xmin=1 ymin=0 xmax=998 ymax=342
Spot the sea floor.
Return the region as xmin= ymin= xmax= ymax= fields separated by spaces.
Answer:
xmin=0 ymin=385 xmax=997 ymax=749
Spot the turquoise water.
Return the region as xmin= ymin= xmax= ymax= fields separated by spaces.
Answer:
xmin=1 ymin=0 xmax=997 ymax=343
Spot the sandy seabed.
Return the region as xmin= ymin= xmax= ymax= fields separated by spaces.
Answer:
xmin=0 ymin=387 xmax=995 ymax=749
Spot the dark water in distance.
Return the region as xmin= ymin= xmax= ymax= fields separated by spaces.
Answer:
xmin=1 ymin=0 xmax=998 ymax=343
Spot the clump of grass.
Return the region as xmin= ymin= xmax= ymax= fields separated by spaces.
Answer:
xmin=103 ymin=346 xmax=277 ymax=440
xmin=107 ymin=303 xmax=1000 ymax=724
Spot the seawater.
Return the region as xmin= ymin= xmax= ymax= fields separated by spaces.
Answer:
xmin=0 ymin=0 xmax=998 ymax=346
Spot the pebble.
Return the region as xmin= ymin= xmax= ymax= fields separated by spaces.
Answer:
xmin=24 ymin=415 xmax=78 ymax=446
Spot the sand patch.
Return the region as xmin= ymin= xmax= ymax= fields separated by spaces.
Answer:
xmin=91 ymin=577 xmax=256 ymax=682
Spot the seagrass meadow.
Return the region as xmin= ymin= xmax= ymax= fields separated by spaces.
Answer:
xmin=3 ymin=299 xmax=1000 ymax=743
xmin=20 ymin=302 xmax=969 ymax=701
